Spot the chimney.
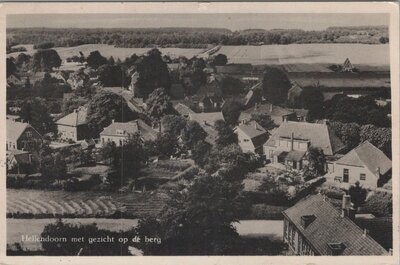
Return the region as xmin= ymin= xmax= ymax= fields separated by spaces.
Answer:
xmin=254 ymin=122 xmax=258 ymax=130
xmin=254 ymin=103 xmax=258 ymax=110
xmin=112 ymin=119 xmax=115 ymax=123
xmin=341 ymin=194 xmax=352 ymax=218
xmin=363 ymin=228 xmax=368 ymax=237
xmin=376 ymin=167 xmax=381 ymax=176
xmin=269 ymin=104 xmax=273 ymax=112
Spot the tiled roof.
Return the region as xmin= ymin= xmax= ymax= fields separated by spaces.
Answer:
xmin=264 ymin=121 xmax=345 ymax=156
xmin=56 ymin=106 xmax=88 ymax=126
xmin=6 ymin=120 xmax=40 ymax=142
xmin=236 ymin=121 xmax=267 ymax=139
xmin=283 ymin=194 xmax=388 ymax=255
xmin=286 ymin=150 xmax=306 ymax=161
xmin=240 ymin=103 xmax=295 ymax=125
xmin=100 ymin=119 xmax=157 ymax=141
xmin=336 ymin=141 xmax=391 ymax=176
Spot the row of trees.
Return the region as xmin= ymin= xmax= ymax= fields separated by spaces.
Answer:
xmin=7 ymin=26 xmax=388 ymax=49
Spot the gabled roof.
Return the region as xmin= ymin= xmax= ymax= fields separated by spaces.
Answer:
xmin=174 ymin=103 xmax=195 ymax=116
xmin=335 ymin=141 xmax=391 ymax=177
xmin=283 ymin=195 xmax=388 ymax=255
xmin=235 ymin=120 xmax=267 ymax=139
xmin=7 ymin=149 xmax=30 ymax=164
xmin=264 ymin=121 xmax=345 ymax=155
xmin=100 ymin=119 xmax=157 ymax=141
xmin=56 ymin=106 xmax=88 ymax=126
xmin=7 ymin=120 xmax=41 ymax=142
xmin=241 ymin=103 xmax=294 ymax=120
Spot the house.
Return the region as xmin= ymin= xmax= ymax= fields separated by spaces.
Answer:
xmin=234 ymin=120 xmax=268 ymax=154
xmin=6 ymin=120 xmax=42 ymax=151
xmin=244 ymin=82 xmax=262 ymax=108
xmin=282 ymin=194 xmax=388 ymax=255
xmin=56 ymin=106 xmax=89 ymax=142
xmin=173 ymin=103 xmax=195 ymax=118
xmin=264 ymin=121 xmax=345 ymax=170
xmin=342 ymin=58 xmax=355 ymax=72
xmin=239 ymin=103 xmax=298 ymax=126
xmin=7 ymin=149 xmax=32 ymax=173
xmin=215 ymin=64 xmax=253 ymax=75
xmin=188 ymin=112 xmax=224 ymax=144
xmin=291 ymin=109 xmax=310 ymax=122
xmin=7 ymin=74 xmax=24 ymax=86
xmin=287 ymin=82 xmax=304 ymax=106
xmin=326 ymin=141 xmax=392 ymax=188
xmin=100 ymin=119 xmax=157 ymax=146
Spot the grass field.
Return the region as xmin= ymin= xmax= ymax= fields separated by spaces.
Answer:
xmin=8 ymin=43 xmax=389 ymax=66
xmin=7 ymin=188 xmax=167 ymax=218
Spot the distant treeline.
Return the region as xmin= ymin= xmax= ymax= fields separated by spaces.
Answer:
xmin=7 ymin=26 xmax=389 ymax=49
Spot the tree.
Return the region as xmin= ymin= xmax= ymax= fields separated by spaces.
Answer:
xmin=161 ymin=115 xmax=187 ymax=137
xmin=220 ymin=76 xmax=245 ymax=95
xmin=33 ymin=73 xmax=66 ymax=98
xmin=86 ymin=50 xmax=108 ymax=69
xmin=250 ymin=113 xmax=275 ymax=130
xmin=215 ymin=119 xmax=237 ymax=148
xmin=135 ymin=49 xmax=171 ymax=99
xmin=348 ymin=181 xmax=367 ymax=209
xmin=181 ymin=120 xmax=207 ymax=150
xmin=297 ymin=89 xmax=324 ymax=120
xmin=359 ymin=124 xmax=392 ymax=158
xmin=191 ymin=141 xmax=212 ymax=167
xmin=212 ymin=53 xmax=228 ymax=66
xmin=222 ymin=100 xmax=244 ymax=126
xmin=98 ymin=64 xmax=126 ymax=87
xmin=135 ymin=173 xmax=248 ymax=255
xmin=32 ymin=49 xmax=62 ymax=72
xmin=152 ymin=132 xmax=180 ymax=157
xmin=145 ymin=88 xmax=173 ymax=121
xmin=87 ymin=91 xmax=137 ymax=137
xmin=40 ymin=220 xmax=131 ymax=255
xmin=329 ymin=121 xmax=361 ymax=151
xmin=305 ymin=147 xmax=326 ymax=176
xmin=262 ymin=67 xmax=291 ymax=104
xmin=6 ymin=57 xmax=17 ymax=78
xmin=19 ymin=98 xmax=55 ymax=134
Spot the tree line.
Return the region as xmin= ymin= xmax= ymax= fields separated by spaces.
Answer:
xmin=7 ymin=26 xmax=389 ymax=50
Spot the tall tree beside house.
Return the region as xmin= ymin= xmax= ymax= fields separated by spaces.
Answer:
xmin=181 ymin=120 xmax=207 ymax=150
xmin=87 ymin=91 xmax=138 ymax=138
xmin=33 ymin=73 xmax=68 ymax=98
xmin=211 ymin=53 xmax=228 ymax=66
xmin=329 ymin=121 xmax=361 ymax=151
xmin=19 ymin=97 xmax=55 ymax=135
xmin=161 ymin=115 xmax=187 ymax=137
xmin=145 ymin=88 xmax=173 ymax=121
xmin=98 ymin=64 xmax=127 ymax=87
xmin=348 ymin=181 xmax=367 ymax=209
xmin=305 ymin=147 xmax=326 ymax=176
xmin=296 ymin=89 xmax=325 ymax=120
xmin=359 ymin=124 xmax=392 ymax=158
xmin=191 ymin=141 xmax=212 ymax=167
xmin=135 ymin=48 xmax=171 ymax=99
xmin=215 ymin=119 xmax=238 ymax=148
xmin=262 ymin=67 xmax=291 ymax=105
xmin=86 ymin=50 xmax=108 ymax=69
xmin=32 ymin=49 xmax=62 ymax=72
xmin=222 ymin=99 xmax=244 ymax=126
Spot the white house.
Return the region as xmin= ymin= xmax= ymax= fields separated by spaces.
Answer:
xmin=234 ymin=120 xmax=268 ymax=154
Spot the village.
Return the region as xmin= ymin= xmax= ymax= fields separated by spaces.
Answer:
xmin=6 ymin=25 xmax=393 ymax=255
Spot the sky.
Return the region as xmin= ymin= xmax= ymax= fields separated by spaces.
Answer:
xmin=7 ymin=13 xmax=389 ymax=31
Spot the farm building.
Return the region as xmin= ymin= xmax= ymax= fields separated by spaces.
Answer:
xmin=6 ymin=149 xmax=32 ymax=173
xmin=326 ymin=141 xmax=391 ymax=188
xmin=283 ymin=194 xmax=388 ymax=255
xmin=239 ymin=103 xmax=298 ymax=126
xmin=173 ymin=102 xmax=195 ymax=118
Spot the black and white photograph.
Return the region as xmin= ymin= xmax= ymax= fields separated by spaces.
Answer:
xmin=2 ymin=2 xmax=398 ymax=260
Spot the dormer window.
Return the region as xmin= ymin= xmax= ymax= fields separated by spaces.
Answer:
xmin=116 ymin=129 xmax=125 ymax=135
xmin=327 ymin=243 xmax=346 ymax=256
xmin=301 ymin=215 xmax=316 ymax=229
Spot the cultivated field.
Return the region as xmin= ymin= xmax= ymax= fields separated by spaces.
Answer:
xmin=8 ymin=43 xmax=389 ymax=66
xmin=7 ymin=188 xmax=167 ymax=218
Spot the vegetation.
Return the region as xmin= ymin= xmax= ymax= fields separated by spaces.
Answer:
xmin=19 ymin=98 xmax=56 ymax=134
xmin=32 ymin=49 xmax=62 ymax=72
xmin=145 ymin=88 xmax=173 ymax=121
xmin=262 ymin=67 xmax=291 ymax=104
xmin=222 ymin=99 xmax=244 ymax=125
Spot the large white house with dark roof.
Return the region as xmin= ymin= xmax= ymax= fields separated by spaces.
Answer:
xmin=56 ymin=106 xmax=89 ymax=142
xmin=326 ymin=141 xmax=392 ymax=188
xmin=264 ymin=121 xmax=345 ymax=170
xmin=100 ymin=119 xmax=157 ymax=146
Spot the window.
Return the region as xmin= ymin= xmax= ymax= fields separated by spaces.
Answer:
xmin=116 ymin=129 xmax=125 ymax=135
xmin=360 ymin=173 xmax=366 ymax=181
xmin=343 ymin=168 xmax=349 ymax=183
xmin=26 ymin=131 xmax=32 ymax=137
xmin=244 ymin=139 xmax=249 ymax=142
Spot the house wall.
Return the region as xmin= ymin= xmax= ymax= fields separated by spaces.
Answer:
xmin=236 ymin=129 xmax=256 ymax=153
xmin=58 ymin=124 xmax=89 ymax=142
xmin=283 ymin=217 xmax=316 ymax=256
xmin=15 ymin=127 xmax=41 ymax=151
xmin=329 ymin=163 xmax=378 ymax=188
xmin=100 ymin=135 xmax=129 ymax=147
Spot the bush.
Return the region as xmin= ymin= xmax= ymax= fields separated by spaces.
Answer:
xmin=244 ymin=204 xmax=288 ymax=220
xmin=361 ymin=191 xmax=392 ymax=217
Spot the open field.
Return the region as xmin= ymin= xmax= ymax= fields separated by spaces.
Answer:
xmin=7 ymin=188 xmax=167 ymax=218
xmin=8 ymin=43 xmax=389 ymax=66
